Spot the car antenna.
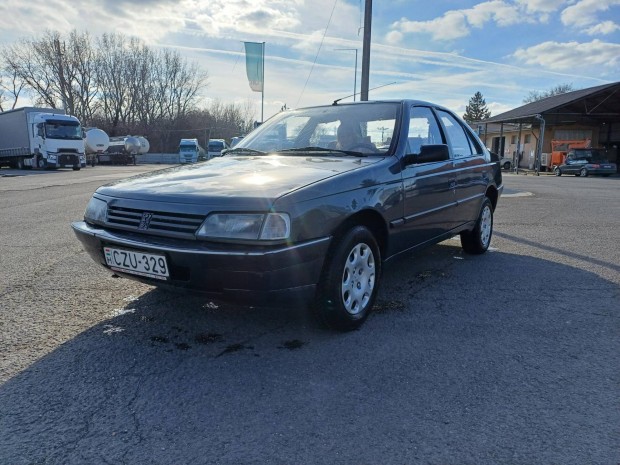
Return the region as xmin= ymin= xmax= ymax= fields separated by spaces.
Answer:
xmin=332 ymin=81 xmax=398 ymax=105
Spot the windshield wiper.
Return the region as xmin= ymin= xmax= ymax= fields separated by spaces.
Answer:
xmin=278 ymin=146 xmax=367 ymax=157
xmin=222 ymin=147 xmax=267 ymax=155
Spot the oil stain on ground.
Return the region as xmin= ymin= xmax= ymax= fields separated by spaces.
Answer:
xmin=195 ymin=333 xmax=224 ymax=345
xmin=278 ymin=340 xmax=306 ymax=350
xmin=217 ymin=343 xmax=254 ymax=357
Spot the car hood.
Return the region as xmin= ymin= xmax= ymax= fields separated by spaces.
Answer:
xmin=96 ymin=155 xmax=382 ymax=206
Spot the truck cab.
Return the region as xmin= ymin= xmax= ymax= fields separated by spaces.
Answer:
xmin=31 ymin=113 xmax=86 ymax=170
xmin=179 ymin=139 xmax=206 ymax=164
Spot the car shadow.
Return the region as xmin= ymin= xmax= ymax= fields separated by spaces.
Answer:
xmin=1 ymin=243 xmax=618 ymax=464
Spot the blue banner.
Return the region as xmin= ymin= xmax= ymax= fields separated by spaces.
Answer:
xmin=244 ymin=42 xmax=264 ymax=93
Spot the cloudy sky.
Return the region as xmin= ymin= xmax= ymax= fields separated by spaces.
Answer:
xmin=0 ymin=0 xmax=618 ymax=121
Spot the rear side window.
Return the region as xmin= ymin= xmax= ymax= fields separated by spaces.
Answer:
xmin=437 ymin=110 xmax=482 ymax=158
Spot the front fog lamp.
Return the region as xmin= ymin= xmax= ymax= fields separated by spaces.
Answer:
xmin=197 ymin=213 xmax=290 ymax=240
xmin=84 ymin=197 xmax=107 ymax=224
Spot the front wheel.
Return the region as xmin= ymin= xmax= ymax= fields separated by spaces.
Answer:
xmin=554 ymin=167 xmax=562 ymax=176
xmin=314 ymin=226 xmax=381 ymax=331
xmin=460 ymin=197 xmax=493 ymax=255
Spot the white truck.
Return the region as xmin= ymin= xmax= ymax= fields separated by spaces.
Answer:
xmin=0 ymin=107 xmax=86 ymax=170
xmin=179 ymin=138 xmax=207 ymax=164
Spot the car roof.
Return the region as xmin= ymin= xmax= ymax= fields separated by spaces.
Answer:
xmin=296 ymin=99 xmax=453 ymax=113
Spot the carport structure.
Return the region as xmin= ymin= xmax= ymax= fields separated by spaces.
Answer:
xmin=478 ymin=81 xmax=620 ymax=174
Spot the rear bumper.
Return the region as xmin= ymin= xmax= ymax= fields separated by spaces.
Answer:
xmin=71 ymin=221 xmax=331 ymax=307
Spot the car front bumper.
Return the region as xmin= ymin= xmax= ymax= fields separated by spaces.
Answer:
xmin=71 ymin=221 xmax=331 ymax=307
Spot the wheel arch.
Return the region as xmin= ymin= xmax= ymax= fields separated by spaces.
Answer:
xmin=330 ymin=208 xmax=389 ymax=261
xmin=485 ymin=185 xmax=499 ymax=211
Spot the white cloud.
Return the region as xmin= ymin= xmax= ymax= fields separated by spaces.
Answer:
xmin=392 ymin=11 xmax=470 ymax=41
xmin=561 ymin=0 xmax=620 ymax=28
xmin=515 ymin=0 xmax=568 ymax=13
xmin=512 ymin=39 xmax=620 ymax=71
xmin=389 ymin=1 xmax=538 ymax=42
xmin=585 ymin=21 xmax=620 ymax=35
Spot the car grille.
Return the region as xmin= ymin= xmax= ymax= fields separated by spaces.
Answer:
xmin=106 ymin=206 xmax=205 ymax=238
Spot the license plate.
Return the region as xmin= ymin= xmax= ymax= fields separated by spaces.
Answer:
xmin=104 ymin=247 xmax=169 ymax=280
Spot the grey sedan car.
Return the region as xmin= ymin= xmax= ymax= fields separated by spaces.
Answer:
xmin=72 ymin=100 xmax=503 ymax=331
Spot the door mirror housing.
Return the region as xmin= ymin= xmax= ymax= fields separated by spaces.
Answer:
xmin=404 ymin=144 xmax=450 ymax=165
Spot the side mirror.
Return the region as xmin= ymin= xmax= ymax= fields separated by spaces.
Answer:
xmin=404 ymin=144 xmax=450 ymax=165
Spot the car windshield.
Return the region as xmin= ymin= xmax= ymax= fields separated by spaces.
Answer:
xmin=45 ymin=121 xmax=82 ymax=140
xmin=236 ymin=102 xmax=400 ymax=155
xmin=209 ymin=141 xmax=224 ymax=151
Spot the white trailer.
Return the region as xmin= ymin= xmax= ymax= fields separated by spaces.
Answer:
xmin=0 ymin=107 xmax=86 ymax=170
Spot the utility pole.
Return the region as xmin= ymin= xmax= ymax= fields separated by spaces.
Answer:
xmin=360 ymin=0 xmax=372 ymax=101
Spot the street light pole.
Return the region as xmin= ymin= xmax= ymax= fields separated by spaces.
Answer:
xmin=335 ymin=48 xmax=358 ymax=101
xmin=360 ymin=0 xmax=372 ymax=101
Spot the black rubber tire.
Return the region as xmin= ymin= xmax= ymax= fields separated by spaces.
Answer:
xmin=15 ymin=157 xmax=24 ymax=170
xmin=313 ymin=225 xmax=381 ymax=331
xmin=460 ymin=197 xmax=493 ymax=255
xmin=503 ymin=162 xmax=511 ymax=170
xmin=554 ymin=167 xmax=561 ymax=176
xmin=36 ymin=156 xmax=47 ymax=170
xmin=73 ymin=166 xmax=81 ymax=171
xmin=580 ymin=168 xmax=588 ymax=177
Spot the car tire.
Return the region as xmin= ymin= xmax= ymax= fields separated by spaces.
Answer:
xmin=503 ymin=162 xmax=511 ymax=170
xmin=314 ymin=225 xmax=381 ymax=331
xmin=554 ymin=167 xmax=562 ymax=176
xmin=580 ymin=168 xmax=588 ymax=177
xmin=460 ymin=197 xmax=493 ymax=255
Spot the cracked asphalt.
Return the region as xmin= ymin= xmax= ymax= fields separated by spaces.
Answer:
xmin=0 ymin=165 xmax=618 ymax=464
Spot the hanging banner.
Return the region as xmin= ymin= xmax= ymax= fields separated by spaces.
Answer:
xmin=244 ymin=42 xmax=264 ymax=92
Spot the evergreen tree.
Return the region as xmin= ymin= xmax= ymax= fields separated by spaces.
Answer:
xmin=463 ymin=91 xmax=491 ymax=123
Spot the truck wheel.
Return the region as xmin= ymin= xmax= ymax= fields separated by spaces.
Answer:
xmin=460 ymin=197 xmax=493 ymax=255
xmin=37 ymin=156 xmax=47 ymax=170
xmin=314 ymin=225 xmax=381 ymax=331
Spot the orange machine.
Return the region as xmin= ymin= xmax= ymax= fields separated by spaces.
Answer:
xmin=548 ymin=139 xmax=591 ymax=169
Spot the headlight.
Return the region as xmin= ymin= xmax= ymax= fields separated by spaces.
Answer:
xmin=196 ymin=213 xmax=290 ymax=240
xmin=84 ymin=197 xmax=107 ymax=224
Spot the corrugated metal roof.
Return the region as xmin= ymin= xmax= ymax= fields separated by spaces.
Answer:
xmin=484 ymin=82 xmax=620 ymax=123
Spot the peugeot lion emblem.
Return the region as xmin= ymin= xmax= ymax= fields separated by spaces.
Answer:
xmin=138 ymin=212 xmax=153 ymax=230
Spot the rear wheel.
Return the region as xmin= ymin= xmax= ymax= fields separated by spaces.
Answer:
xmin=314 ymin=225 xmax=381 ymax=331
xmin=580 ymin=168 xmax=588 ymax=177
xmin=554 ymin=167 xmax=562 ymax=176
xmin=460 ymin=197 xmax=493 ymax=255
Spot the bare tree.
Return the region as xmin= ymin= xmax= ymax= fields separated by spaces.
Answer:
xmin=523 ymin=83 xmax=575 ymax=104
xmin=2 ymin=30 xmax=98 ymax=121
xmin=0 ymin=64 xmax=27 ymax=111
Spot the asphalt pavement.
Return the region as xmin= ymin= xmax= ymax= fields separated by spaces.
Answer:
xmin=0 ymin=166 xmax=618 ymax=464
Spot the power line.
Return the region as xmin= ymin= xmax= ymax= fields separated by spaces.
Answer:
xmin=295 ymin=0 xmax=339 ymax=108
